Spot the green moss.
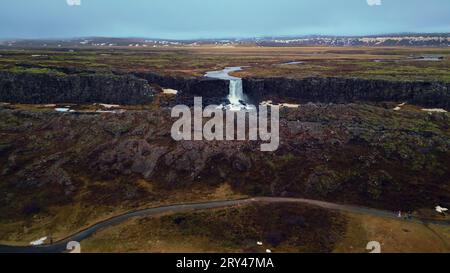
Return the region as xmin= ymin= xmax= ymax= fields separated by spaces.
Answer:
xmin=7 ymin=66 xmax=66 ymax=76
xmin=1 ymin=47 xmax=449 ymax=81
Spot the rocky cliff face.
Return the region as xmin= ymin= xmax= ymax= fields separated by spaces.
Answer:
xmin=0 ymin=70 xmax=229 ymax=105
xmin=133 ymin=72 xmax=229 ymax=100
xmin=2 ymin=71 xmax=450 ymax=109
xmin=0 ymin=72 xmax=156 ymax=104
xmin=243 ymin=77 xmax=450 ymax=110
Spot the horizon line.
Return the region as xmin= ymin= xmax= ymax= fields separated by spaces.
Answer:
xmin=1 ymin=32 xmax=450 ymax=42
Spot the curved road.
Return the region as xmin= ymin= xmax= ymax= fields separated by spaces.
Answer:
xmin=1 ymin=197 xmax=449 ymax=253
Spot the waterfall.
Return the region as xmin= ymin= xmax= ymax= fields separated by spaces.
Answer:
xmin=228 ymin=78 xmax=244 ymax=106
xmin=205 ymin=66 xmax=251 ymax=111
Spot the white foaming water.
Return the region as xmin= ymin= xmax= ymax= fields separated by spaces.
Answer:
xmin=228 ymin=78 xmax=244 ymax=106
xmin=205 ymin=67 xmax=250 ymax=111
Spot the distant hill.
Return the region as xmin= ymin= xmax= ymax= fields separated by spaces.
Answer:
xmin=255 ymin=34 xmax=450 ymax=47
xmin=1 ymin=34 xmax=449 ymax=48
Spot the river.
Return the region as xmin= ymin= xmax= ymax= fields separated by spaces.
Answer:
xmin=205 ymin=67 xmax=250 ymax=111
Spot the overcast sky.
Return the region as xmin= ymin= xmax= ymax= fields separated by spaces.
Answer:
xmin=0 ymin=0 xmax=449 ymax=39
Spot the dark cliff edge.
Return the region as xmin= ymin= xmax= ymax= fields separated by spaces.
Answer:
xmin=1 ymin=71 xmax=450 ymax=109
xmin=0 ymin=70 xmax=229 ymax=105
xmin=132 ymin=72 xmax=230 ymax=105
xmin=0 ymin=72 xmax=156 ymax=105
xmin=243 ymin=77 xmax=450 ymax=110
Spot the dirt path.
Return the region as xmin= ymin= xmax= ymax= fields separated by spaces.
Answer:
xmin=1 ymin=197 xmax=448 ymax=253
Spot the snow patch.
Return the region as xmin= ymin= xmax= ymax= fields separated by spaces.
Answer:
xmin=422 ymin=108 xmax=447 ymax=113
xmin=436 ymin=206 xmax=448 ymax=213
xmin=96 ymin=103 xmax=121 ymax=109
xmin=163 ymin=88 xmax=178 ymax=95
xmin=30 ymin=237 xmax=47 ymax=246
xmin=393 ymin=102 xmax=407 ymax=111
xmin=55 ymin=108 xmax=74 ymax=113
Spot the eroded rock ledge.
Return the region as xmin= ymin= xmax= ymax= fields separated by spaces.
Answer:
xmin=0 ymin=72 xmax=156 ymax=105
xmin=1 ymin=71 xmax=449 ymax=110
xmin=243 ymin=77 xmax=450 ymax=110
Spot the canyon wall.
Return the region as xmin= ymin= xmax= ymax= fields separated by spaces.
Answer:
xmin=133 ymin=72 xmax=229 ymax=98
xmin=1 ymin=71 xmax=450 ymax=109
xmin=0 ymin=72 xmax=156 ymax=104
xmin=243 ymin=77 xmax=450 ymax=110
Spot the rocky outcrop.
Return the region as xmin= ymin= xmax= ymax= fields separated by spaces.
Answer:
xmin=92 ymin=139 xmax=169 ymax=180
xmin=133 ymin=72 xmax=229 ymax=99
xmin=2 ymin=70 xmax=450 ymax=110
xmin=243 ymin=77 xmax=450 ymax=110
xmin=1 ymin=104 xmax=450 ymax=212
xmin=0 ymin=72 xmax=156 ymax=104
xmin=0 ymin=70 xmax=229 ymax=105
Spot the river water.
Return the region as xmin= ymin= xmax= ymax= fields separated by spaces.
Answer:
xmin=205 ymin=67 xmax=250 ymax=111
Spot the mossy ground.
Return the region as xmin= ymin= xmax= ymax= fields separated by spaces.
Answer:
xmin=0 ymin=102 xmax=449 ymax=247
xmin=81 ymin=203 xmax=450 ymax=253
xmin=82 ymin=203 xmax=347 ymax=253
xmin=1 ymin=46 xmax=449 ymax=81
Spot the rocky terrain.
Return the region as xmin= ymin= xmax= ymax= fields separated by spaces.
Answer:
xmin=0 ymin=47 xmax=449 ymax=246
xmin=0 ymin=101 xmax=449 ymax=232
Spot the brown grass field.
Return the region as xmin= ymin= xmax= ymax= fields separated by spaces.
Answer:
xmin=1 ymin=46 xmax=449 ymax=81
xmin=81 ymin=203 xmax=450 ymax=253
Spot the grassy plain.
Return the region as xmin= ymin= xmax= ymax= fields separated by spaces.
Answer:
xmin=0 ymin=46 xmax=449 ymax=81
xmin=82 ymin=203 xmax=450 ymax=253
